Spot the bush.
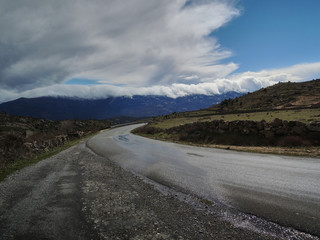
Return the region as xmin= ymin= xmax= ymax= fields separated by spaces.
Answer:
xmin=277 ymin=136 xmax=312 ymax=147
xmin=133 ymin=125 xmax=162 ymax=135
xmin=0 ymin=134 xmax=25 ymax=166
xmin=2 ymin=134 xmax=24 ymax=151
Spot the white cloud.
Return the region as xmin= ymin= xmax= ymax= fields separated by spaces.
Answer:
xmin=229 ymin=62 xmax=320 ymax=92
xmin=1 ymin=62 xmax=319 ymax=103
xmin=0 ymin=0 xmax=240 ymax=91
xmin=1 ymin=1 xmax=319 ymax=104
xmin=0 ymin=83 xmax=221 ymax=103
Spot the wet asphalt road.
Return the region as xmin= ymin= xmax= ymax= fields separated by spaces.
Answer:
xmin=87 ymin=124 xmax=320 ymax=237
xmin=0 ymin=137 xmax=284 ymax=240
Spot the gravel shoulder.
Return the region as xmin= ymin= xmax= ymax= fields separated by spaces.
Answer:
xmin=81 ymin=146 xmax=275 ymax=240
xmin=0 ymin=140 xmax=316 ymax=239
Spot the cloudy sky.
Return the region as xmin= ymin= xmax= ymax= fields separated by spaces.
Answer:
xmin=1 ymin=0 xmax=320 ymax=103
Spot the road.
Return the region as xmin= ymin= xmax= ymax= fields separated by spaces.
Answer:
xmin=0 ymin=135 xmax=284 ymax=240
xmin=87 ymin=124 xmax=320 ymax=237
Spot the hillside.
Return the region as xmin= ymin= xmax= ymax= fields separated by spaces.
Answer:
xmin=134 ymin=79 xmax=320 ymax=153
xmin=0 ymin=93 xmax=242 ymax=120
xmin=0 ymin=112 xmax=111 ymax=179
xmin=212 ymin=79 xmax=320 ymax=113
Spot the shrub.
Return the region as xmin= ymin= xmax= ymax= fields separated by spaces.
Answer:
xmin=2 ymin=134 xmax=24 ymax=151
xmin=133 ymin=125 xmax=162 ymax=135
xmin=277 ymin=136 xmax=312 ymax=147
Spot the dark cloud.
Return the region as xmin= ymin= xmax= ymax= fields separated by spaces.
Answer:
xmin=0 ymin=0 xmax=240 ymax=93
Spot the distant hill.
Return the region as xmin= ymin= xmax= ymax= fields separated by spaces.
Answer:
xmin=0 ymin=93 xmax=243 ymax=120
xmin=135 ymin=79 xmax=320 ymax=150
xmin=211 ymin=79 xmax=320 ymax=113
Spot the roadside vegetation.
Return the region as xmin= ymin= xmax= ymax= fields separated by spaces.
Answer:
xmin=0 ymin=112 xmax=111 ymax=181
xmin=0 ymin=137 xmax=84 ymax=181
xmin=133 ymin=79 xmax=320 ymax=157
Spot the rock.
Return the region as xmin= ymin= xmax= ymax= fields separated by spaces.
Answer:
xmin=24 ymin=130 xmax=35 ymax=138
xmin=23 ymin=142 xmax=33 ymax=150
xmin=55 ymin=135 xmax=68 ymax=144
xmin=32 ymin=141 xmax=38 ymax=148
xmin=75 ymin=131 xmax=85 ymax=138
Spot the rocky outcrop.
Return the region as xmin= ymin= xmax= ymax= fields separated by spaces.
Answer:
xmin=22 ymin=134 xmax=70 ymax=152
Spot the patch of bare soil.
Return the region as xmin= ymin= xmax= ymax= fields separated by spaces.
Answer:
xmin=290 ymin=95 xmax=320 ymax=108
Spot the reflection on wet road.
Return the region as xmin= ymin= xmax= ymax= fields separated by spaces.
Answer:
xmin=87 ymin=124 xmax=320 ymax=237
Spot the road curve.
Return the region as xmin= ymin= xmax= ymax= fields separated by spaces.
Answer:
xmin=87 ymin=124 xmax=320 ymax=237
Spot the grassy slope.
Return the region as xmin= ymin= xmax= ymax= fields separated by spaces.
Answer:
xmin=211 ymin=79 xmax=320 ymax=112
xmin=151 ymin=108 xmax=320 ymax=129
xmin=149 ymin=79 xmax=320 ymax=129
xmin=136 ymin=79 xmax=320 ymax=157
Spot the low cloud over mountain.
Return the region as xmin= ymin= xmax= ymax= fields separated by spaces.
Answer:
xmin=1 ymin=0 xmax=319 ymax=103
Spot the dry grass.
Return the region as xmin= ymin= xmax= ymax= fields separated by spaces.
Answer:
xmin=151 ymin=108 xmax=320 ymax=129
xmin=203 ymin=144 xmax=320 ymax=158
xmin=209 ymin=79 xmax=320 ymax=112
xmin=291 ymin=95 xmax=320 ymax=107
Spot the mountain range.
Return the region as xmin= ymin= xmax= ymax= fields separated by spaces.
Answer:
xmin=0 ymin=92 xmax=242 ymax=120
